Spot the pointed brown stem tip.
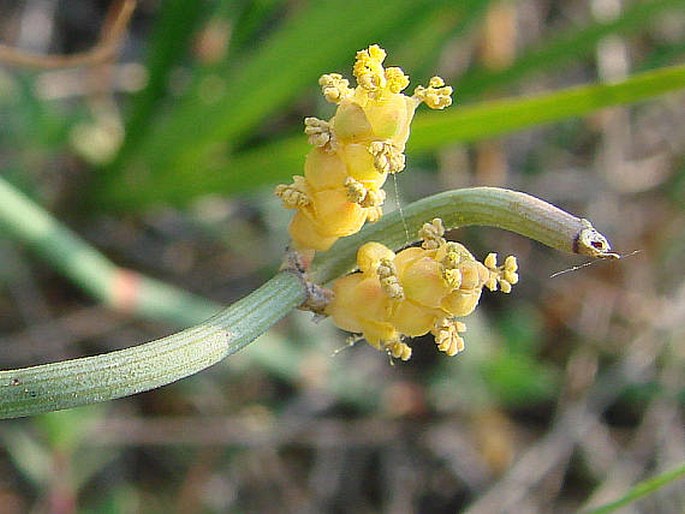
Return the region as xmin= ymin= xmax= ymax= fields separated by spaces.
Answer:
xmin=574 ymin=219 xmax=620 ymax=259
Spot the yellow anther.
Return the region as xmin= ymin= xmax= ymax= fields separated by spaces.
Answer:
xmin=419 ymin=218 xmax=446 ymax=250
xmin=362 ymin=188 xmax=386 ymax=208
xmin=343 ymin=177 xmax=386 ymax=209
xmin=432 ymin=319 xmax=467 ymax=357
xmin=353 ymin=44 xmax=387 ymax=92
xmin=485 ymin=276 xmax=499 ymax=292
xmin=429 ymin=76 xmax=446 ymax=88
xmin=319 ymin=73 xmax=353 ymax=103
xmin=442 ymin=252 xmax=459 ymax=269
xmin=368 ymin=140 xmax=406 ymax=173
xmin=384 ymin=67 xmax=410 ymax=94
xmin=442 ymin=267 xmax=462 ymax=289
xmin=385 ymin=339 xmax=412 ymax=361
xmin=344 ymin=177 xmax=367 ymax=203
xmin=483 ymin=253 xmax=519 ymax=293
xmin=304 ymin=117 xmax=334 ymax=150
xmin=279 ymin=46 xmax=452 ymax=252
xmin=414 ymin=75 xmax=453 ymax=110
xmin=377 ymin=258 xmax=404 ymax=299
xmin=484 ymin=252 xmax=498 ymax=270
xmin=366 ymin=206 xmax=383 ymax=223
xmin=274 ymin=176 xmax=310 ymax=208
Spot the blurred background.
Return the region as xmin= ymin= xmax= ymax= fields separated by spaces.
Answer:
xmin=1 ymin=0 xmax=684 ymax=512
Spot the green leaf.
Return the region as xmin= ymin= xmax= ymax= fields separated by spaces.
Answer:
xmin=583 ymin=462 xmax=685 ymax=514
xmin=97 ymin=62 xmax=685 ymax=210
xmin=108 ymin=0 xmax=208 ymax=170
xmin=98 ymin=0 xmax=451 ymax=204
xmin=408 ymin=62 xmax=685 ymax=151
xmin=456 ymin=0 xmax=684 ymax=100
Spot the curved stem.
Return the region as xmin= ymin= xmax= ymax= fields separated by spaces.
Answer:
xmin=0 ymin=272 xmax=307 ymax=419
xmin=311 ymin=187 xmax=616 ymax=284
xmin=0 ymin=187 xmax=615 ymax=419
xmin=0 ymin=176 xmax=219 ymax=326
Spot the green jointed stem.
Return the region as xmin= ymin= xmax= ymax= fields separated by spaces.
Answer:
xmin=311 ymin=187 xmax=615 ymax=284
xmin=0 ymin=185 xmax=614 ymax=419
xmin=0 ymin=272 xmax=306 ymax=419
xmin=0 ymin=176 xmax=219 ymax=326
xmin=583 ymin=462 xmax=685 ymax=514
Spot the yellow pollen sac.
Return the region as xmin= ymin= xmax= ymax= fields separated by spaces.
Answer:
xmin=274 ymin=177 xmax=310 ymax=208
xmin=319 ymin=73 xmax=353 ymax=104
xmin=344 ymin=177 xmax=367 ymax=203
xmin=275 ymin=45 xmax=453 ymax=253
xmin=432 ymin=319 xmax=467 ymax=357
xmin=377 ymin=257 xmax=404 ymax=299
xmin=325 ymin=218 xmax=519 ymax=360
xmin=419 ymin=218 xmax=447 ymax=249
xmin=362 ymin=188 xmax=385 ymax=208
xmin=304 ymin=117 xmax=334 ymax=150
xmin=384 ymin=67 xmax=410 ymax=94
xmin=413 ymin=76 xmax=454 ymax=110
xmin=483 ymin=252 xmax=519 ymax=293
xmin=368 ymin=140 xmax=406 ymax=174
xmin=353 ymin=44 xmax=387 ymax=93
xmin=385 ymin=339 xmax=412 ymax=361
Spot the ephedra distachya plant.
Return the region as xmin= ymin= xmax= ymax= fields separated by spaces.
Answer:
xmin=275 ymin=44 xmax=567 ymax=361
xmin=0 ymin=44 xmax=619 ymax=420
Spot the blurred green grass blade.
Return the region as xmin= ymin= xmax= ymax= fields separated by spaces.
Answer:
xmin=637 ymin=40 xmax=685 ymax=72
xmin=99 ymin=62 xmax=684 ymax=209
xmin=393 ymin=0 xmax=492 ymax=78
xmin=108 ymin=0 xmax=208 ymax=170
xmin=457 ymin=0 xmax=683 ymax=99
xmin=130 ymin=0 xmax=450 ymax=179
xmin=0 ymin=175 xmax=219 ymax=326
xmin=583 ymin=462 xmax=685 ymax=514
xmin=408 ymin=62 xmax=685 ymax=151
xmin=228 ymin=0 xmax=285 ymax=55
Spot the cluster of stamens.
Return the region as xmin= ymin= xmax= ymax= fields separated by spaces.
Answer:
xmin=325 ymin=219 xmax=518 ymax=360
xmin=275 ymin=45 xmax=453 ymax=253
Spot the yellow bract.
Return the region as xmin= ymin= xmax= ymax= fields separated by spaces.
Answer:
xmin=325 ymin=219 xmax=519 ymax=360
xmin=275 ymin=44 xmax=453 ymax=252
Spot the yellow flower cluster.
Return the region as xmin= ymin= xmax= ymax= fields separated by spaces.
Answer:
xmin=275 ymin=45 xmax=453 ymax=252
xmin=325 ymin=219 xmax=519 ymax=360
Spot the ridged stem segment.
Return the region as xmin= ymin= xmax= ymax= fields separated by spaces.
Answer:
xmin=0 ymin=272 xmax=306 ymax=419
xmin=1 ymin=187 xmax=615 ymax=419
xmin=311 ymin=187 xmax=616 ymax=284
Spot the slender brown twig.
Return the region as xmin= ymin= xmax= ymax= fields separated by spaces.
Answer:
xmin=0 ymin=0 xmax=136 ymax=69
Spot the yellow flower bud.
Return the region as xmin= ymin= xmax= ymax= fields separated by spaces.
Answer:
xmin=389 ymin=300 xmax=440 ymax=337
xmin=325 ymin=218 xmax=519 ymax=360
xmin=357 ymin=241 xmax=396 ymax=274
xmin=307 ymin=189 xmax=367 ymax=237
xmin=288 ymin=212 xmax=338 ymax=251
xmin=363 ymin=94 xmax=416 ymax=142
xmin=303 ymin=148 xmax=348 ymax=191
xmin=328 ymin=274 xmax=398 ymax=346
xmin=441 ymin=289 xmax=483 ymax=317
xmin=398 ymin=256 xmax=449 ymax=309
xmin=332 ymin=100 xmax=375 ymax=143
xmin=275 ymin=45 xmax=452 ymax=253
xmin=340 ymin=143 xmax=387 ymax=184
